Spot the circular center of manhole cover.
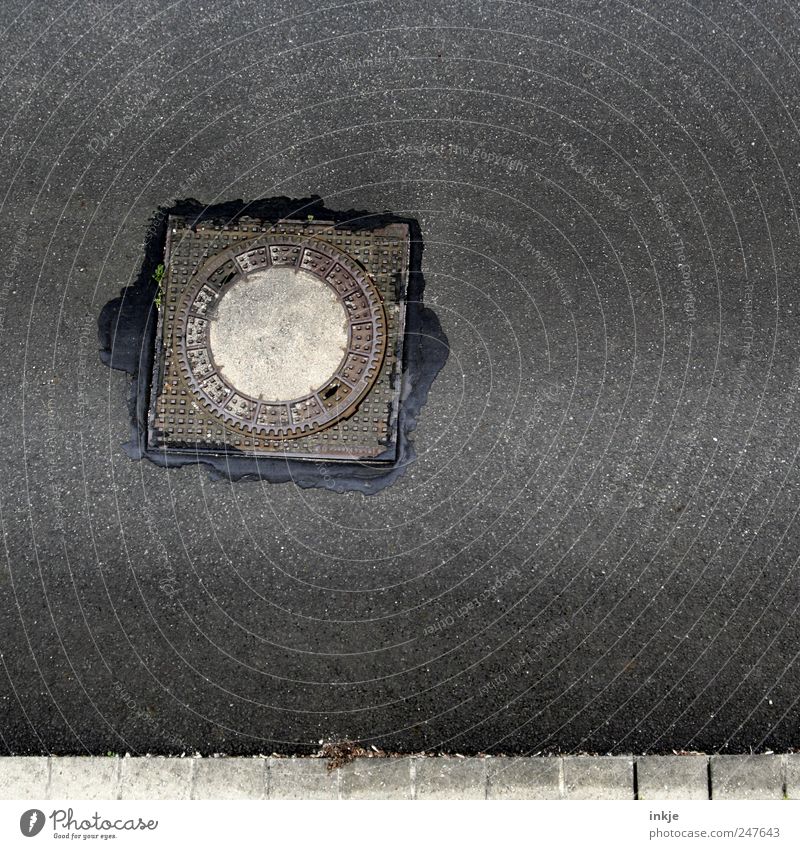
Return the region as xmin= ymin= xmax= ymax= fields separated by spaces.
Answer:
xmin=209 ymin=266 xmax=348 ymax=401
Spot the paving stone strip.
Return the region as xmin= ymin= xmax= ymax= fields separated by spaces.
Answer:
xmin=0 ymin=755 xmax=795 ymax=800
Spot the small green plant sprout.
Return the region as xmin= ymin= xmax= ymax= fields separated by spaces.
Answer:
xmin=153 ymin=263 xmax=165 ymax=309
xmin=307 ymin=214 xmax=314 ymax=221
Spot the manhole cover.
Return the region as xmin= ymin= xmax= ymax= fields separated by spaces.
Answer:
xmin=148 ymin=216 xmax=409 ymax=462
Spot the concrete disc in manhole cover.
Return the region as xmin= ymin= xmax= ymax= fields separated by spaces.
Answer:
xmin=208 ymin=266 xmax=349 ymax=401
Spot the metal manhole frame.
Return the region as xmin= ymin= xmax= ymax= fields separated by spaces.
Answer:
xmin=175 ymin=234 xmax=388 ymax=440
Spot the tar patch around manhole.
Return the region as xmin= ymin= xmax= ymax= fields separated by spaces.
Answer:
xmin=98 ymin=197 xmax=448 ymax=493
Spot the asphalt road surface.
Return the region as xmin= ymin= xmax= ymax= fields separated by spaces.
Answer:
xmin=1 ymin=0 xmax=799 ymax=756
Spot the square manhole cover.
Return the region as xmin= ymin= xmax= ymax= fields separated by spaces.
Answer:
xmin=149 ymin=215 xmax=408 ymax=463
xmin=99 ymin=198 xmax=447 ymax=492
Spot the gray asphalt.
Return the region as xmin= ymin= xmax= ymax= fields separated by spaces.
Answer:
xmin=1 ymin=0 xmax=799 ymax=756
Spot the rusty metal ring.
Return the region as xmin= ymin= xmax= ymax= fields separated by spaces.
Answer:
xmin=176 ymin=235 xmax=387 ymax=439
